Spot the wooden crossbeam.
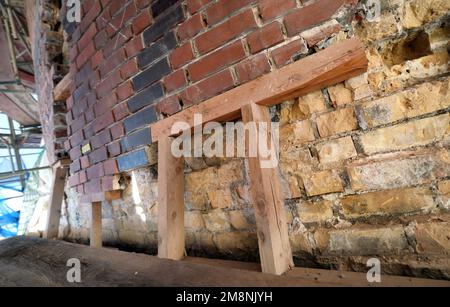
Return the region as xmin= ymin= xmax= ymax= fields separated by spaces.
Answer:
xmin=53 ymin=73 xmax=72 ymax=102
xmin=150 ymin=38 xmax=367 ymax=142
xmin=157 ymin=136 xmax=185 ymax=260
xmin=242 ymin=103 xmax=294 ymax=275
xmin=43 ymin=159 xmax=70 ymax=239
xmin=90 ymin=202 xmax=102 ymax=248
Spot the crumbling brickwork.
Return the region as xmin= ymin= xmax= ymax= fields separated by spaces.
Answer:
xmin=57 ymin=0 xmax=450 ymax=279
xmin=30 ymin=0 xmax=69 ymax=164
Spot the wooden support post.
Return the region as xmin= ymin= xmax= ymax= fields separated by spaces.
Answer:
xmin=90 ymin=202 xmax=102 ymax=248
xmin=241 ymin=103 xmax=294 ymax=275
xmin=44 ymin=160 xmax=69 ymax=239
xmin=158 ymin=136 xmax=185 ymax=260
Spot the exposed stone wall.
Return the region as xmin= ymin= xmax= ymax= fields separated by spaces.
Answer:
xmin=59 ymin=0 xmax=450 ymax=279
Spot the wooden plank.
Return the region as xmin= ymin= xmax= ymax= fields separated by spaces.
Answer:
xmin=241 ymin=103 xmax=294 ymax=275
xmin=53 ymin=73 xmax=72 ymax=102
xmin=157 ymin=136 xmax=185 ymax=260
xmin=43 ymin=163 xmax=67 ymax=239
xmin=90 ymin=202 xmax=102 ymax=248
xmin=151 ymin=38 xmax=367 ymax=142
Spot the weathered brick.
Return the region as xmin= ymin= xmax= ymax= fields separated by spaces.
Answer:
xmin=124 ymin=106 xmax=158 ymax=133
xmin=70 ymin=160 xmax=81 ymax=174
xmin=121 ymin=127 xmax=152 ymax=151
xmin=316 ymin=108 xmax=358 ymax=138
xmin=271 ymin=39 xmax=308 ymax=68
xmin=93 ymin=111 xmax=114 ymax=133
xmin=84 ymin=178 xmax=101 ymax=194
xmin=177 ymin=13 xmax=205 ymax=41
xmin=89 ymin=132 xmax=109 ymax=152
xmin=205 ymin=0 xmax=256 ymax=25
xmin=69 ymin=129 xmax=84 ymax=147
xmin=143 ymin=4 xmax=184 ymax=44
xmin=284 ymin=0 xmax=347 ymax=37
xmin=170 ymin=42 xmax=195 ymax=69
xmin=76 ymin=41 xmax=96 ymax=69
xmin=301 ymin=19 xmax=341 ymax=47
xmin=247 ymin=22 xmax=284 ymax=54
xmin=195 ymin=9 xmax=257 ymax=55
xmin=108 ymin=141 xmax=122 ymax=157
xmin=359 ymin=114 xmax=449 ymax=155
xmin=117 ymin=148 xmax=150 ymax=171
xmin=104 ymin=159 xmax=119 ymax=175
xmin=186 ymin=0 xmax=212 ymax=14
xmin=125 ymin=35 xmax=144 ymax=57
xmin=132 ymin=57 xmax=171 ymax=91
xmin=132 ymin=9 xmax=153 ymax=34
xmin=78 ymin=23 xmax=98 ymax=52
xmin=187 ymin=41 xmax=246 ymax=82
xmin=180 ymin=69 xmax=235 ymax=106
xmin=259 ymin=0 xmax=296 ymax=21
xmin=79 ymin=170 xmax=87 ymax=184
xmin=90 ymin=147 xmax=108 ymax=164
xmin=119 ymin=58 xmax=139 ymax=79
xmin=80 ymin=156 xmax=90 ymax=169
xmin=301 ymin=170 xmax=344 ymax=196
xmin=163 ymin=70 xmax=187 ymax=92
xmin=235 ymin=53 xmax=271 ymax=83
xmin=138 ymin=32 xmax=177 ymax=68
xmin=151 ymin=0 xmax=180 ymax=18
xmin=110 ymin=122 xmax=125 ymax=140
xmin=100 ymin=48 xmax=126 ymax=78
xmin=128 ymin=82 xmax=164 ymax=112
xmin=117 ymin=80 xmax=134 ymax=101
xmin=341 ymin=187 xmax=435 ymax=219
xmin=68 ymin=173 xmax=80 ymax=188
xmin=155 ymin=95 xmax=182 ymax=116
xmin=317 ymin=136 xmax=357 ymax=164
xmin=87 ymin=163 xmax=105 ymax=180
xmin=347 ymin=150 xmax=450 ymax=191
xmin=113 ymin=103 xmax=130 ymax=121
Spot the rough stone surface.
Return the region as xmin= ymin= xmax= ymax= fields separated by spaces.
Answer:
xmin=301 ymin=170 xmax=344 ymax=196
xmin=359 ymin=113 xmax=449 ymax=154
xmin=316 ymin=136 xmax=358 ymax=165
xmin=341 ymin=187 xmax=435 ymax=219
xmin=316 ymin=108 xmax=359 ymax=138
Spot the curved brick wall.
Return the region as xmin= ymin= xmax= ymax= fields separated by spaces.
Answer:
xmin=49 ymin=0 xmax=450 ymax=278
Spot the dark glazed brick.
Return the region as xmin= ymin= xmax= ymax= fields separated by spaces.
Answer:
xmin=117 ymin=149 xmax=150 ymax=171
xmin=121 ymin=128 xmax=151 ymax=151
xmin=143 ymin=4 xmax=184 ymax=44
xmin=138 ymin=32 xmax=178 ymax=68
xmin=151 ymin=0 xmax=181 ymax=18
xmin=128 ymin=82 xmax=164 ymax=112
xmin=132 ymin=57 xmax=171 ymax=91
xmin=124 ymin=106 xmax=158 ymax=133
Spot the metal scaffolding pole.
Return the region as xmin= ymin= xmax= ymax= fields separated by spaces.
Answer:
xmin=8 ymin=116 xmax=25 ymax=190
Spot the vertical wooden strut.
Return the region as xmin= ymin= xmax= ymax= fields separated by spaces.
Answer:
xmin=158 ymin=136 xmax=185 ymax=260
xmin=241 ymin=103 xmax=294 ymax=275
xmin=90 ymin=202 xmax=102 ymax=248
xmin=44 ymin=160 xmax=68 ymax=239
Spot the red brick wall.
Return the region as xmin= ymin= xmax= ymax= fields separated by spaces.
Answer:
xmin=31 ymin=0 xmax=69 ymax=165
xmin=66 ymin=0 xmax=357 ymax=196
